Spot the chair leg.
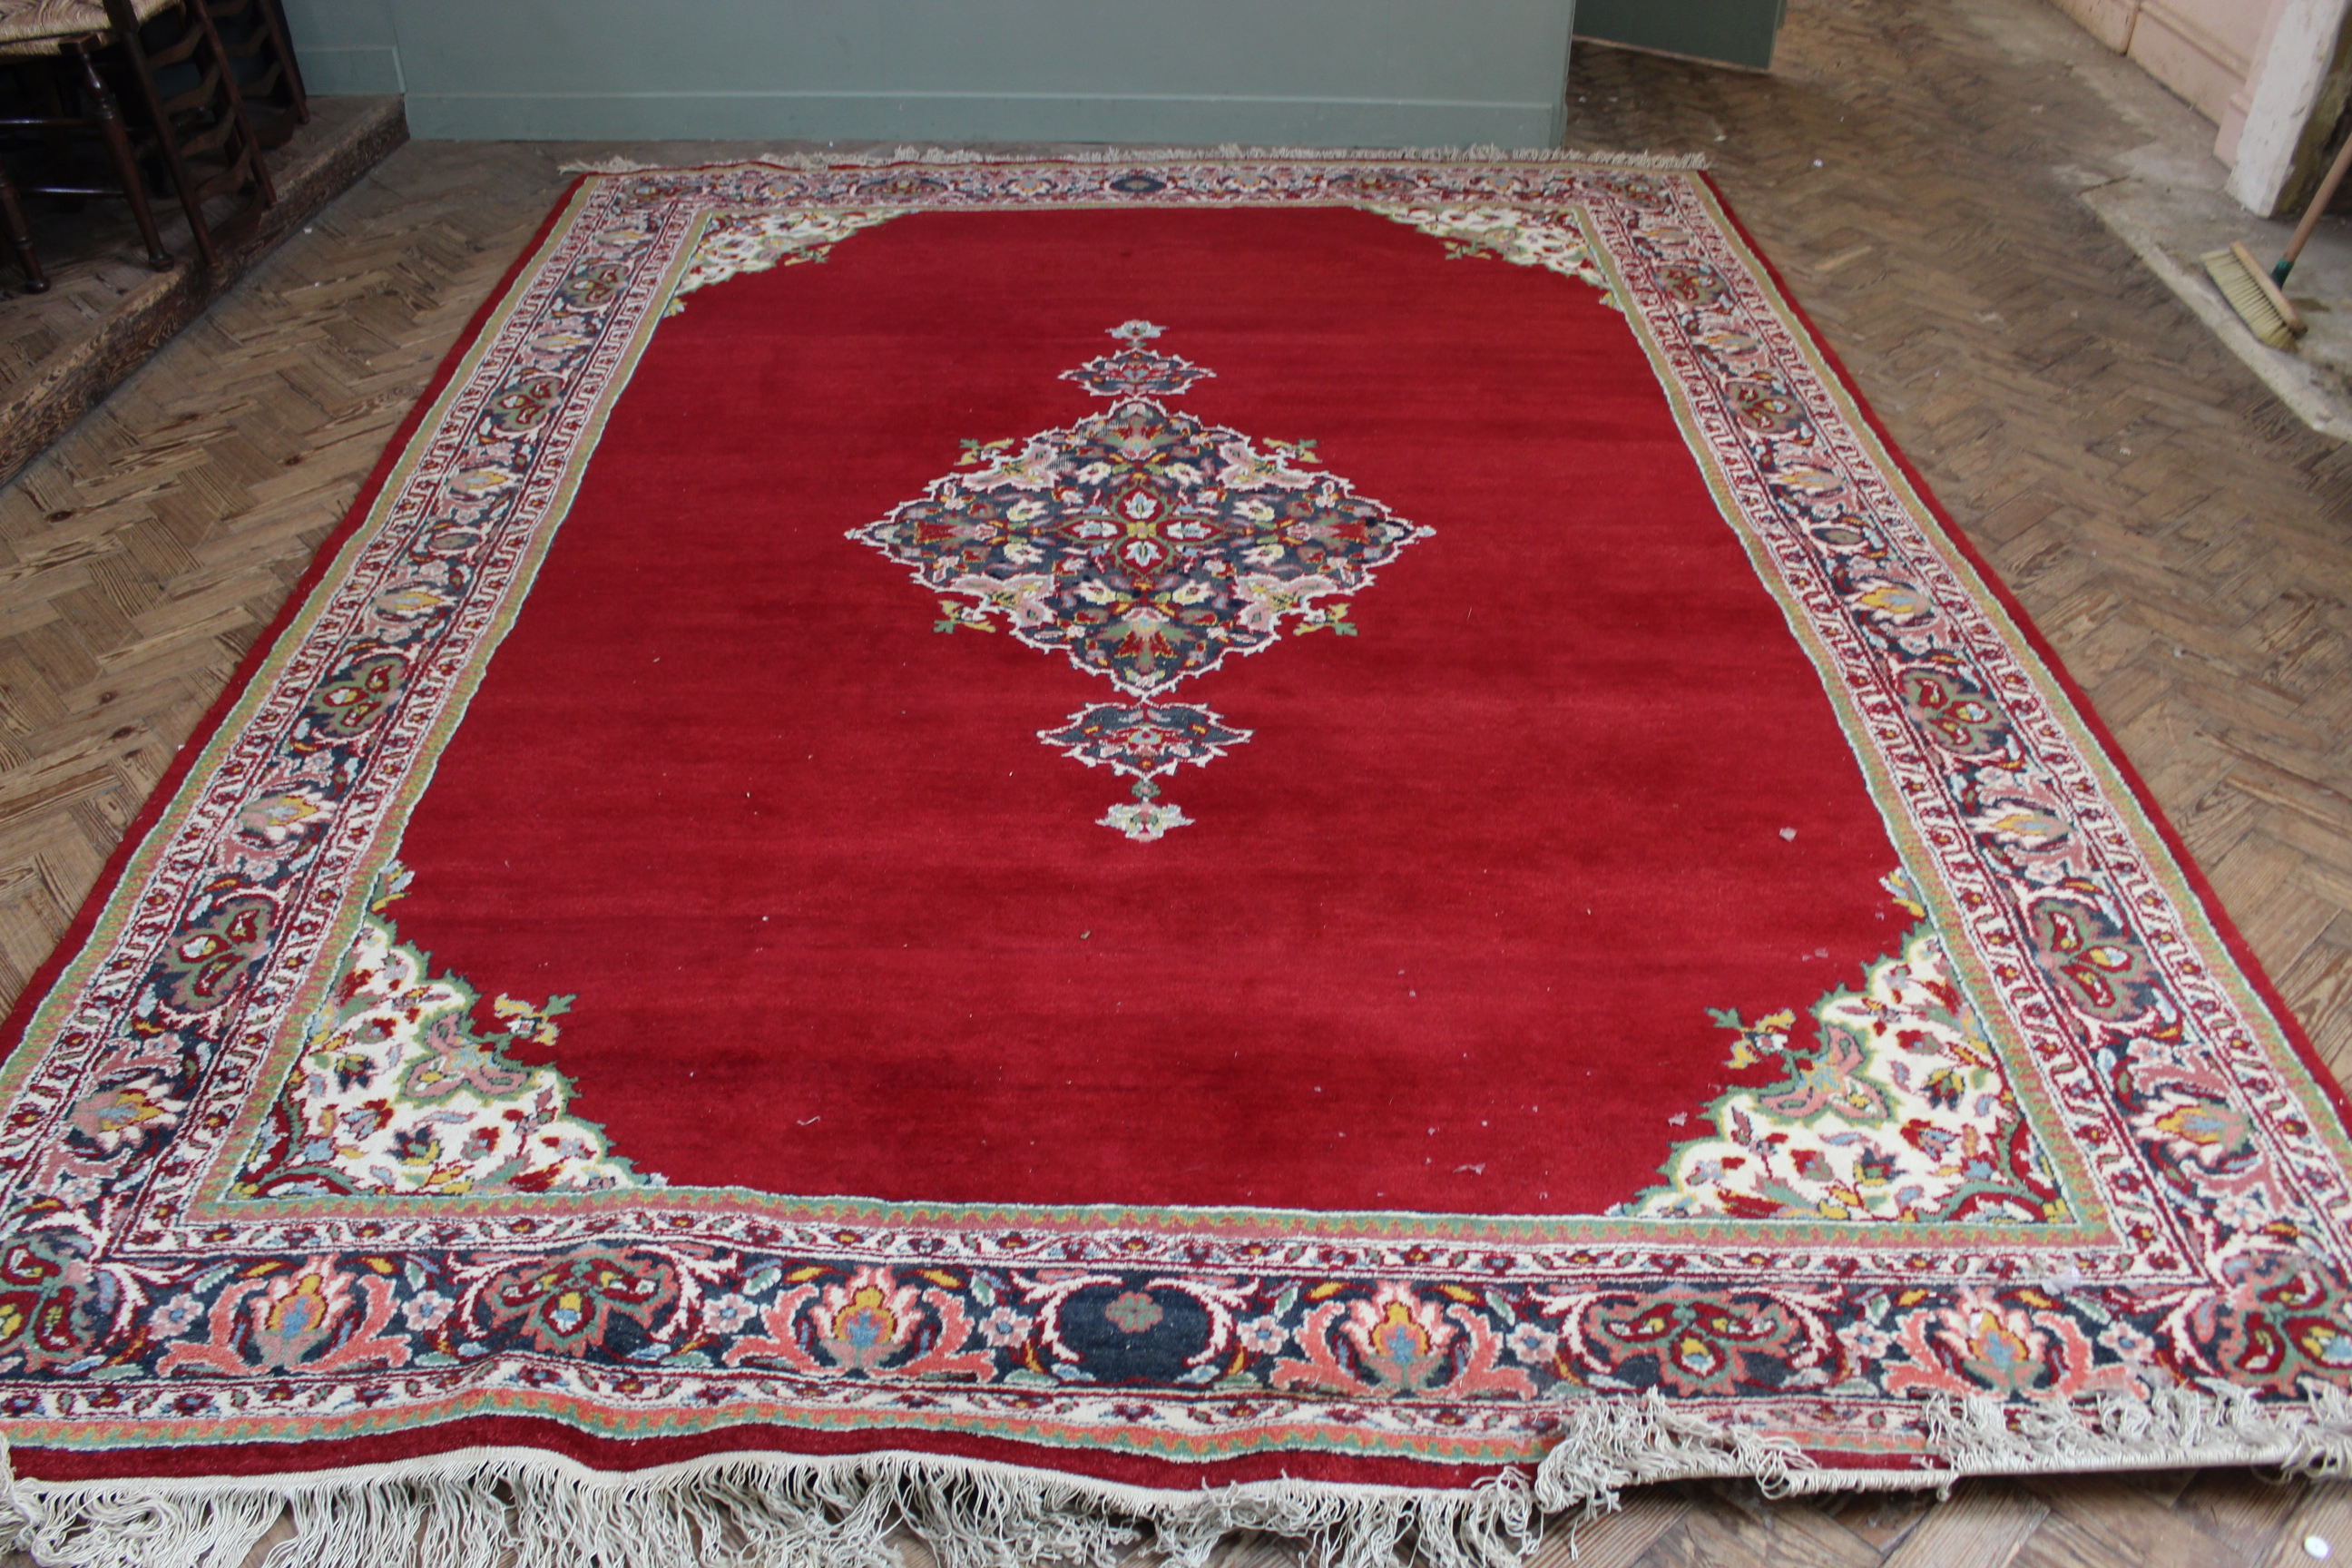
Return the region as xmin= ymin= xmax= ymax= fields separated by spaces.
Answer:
xmin=100 ymin=4 xmax=216 ymax=265
xmin=67 ymin=42 xmax=172 ymax=270
xmin=0 ymin=161 xmax=51 ymax=292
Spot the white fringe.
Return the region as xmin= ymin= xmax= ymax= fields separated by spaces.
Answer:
xmin=1 ymin=1444 xmax=1541 ymax=1568
xmin=14 ymin=1382 xmax=2352 ymax=1567
xmin=1530 ymin=1390 xmax=1815 ymax=1525
xmin=557 ymin=144 xmax=1709 ymax=176
xmin=1915 ymin=1379 xmax=2352 ymax=1484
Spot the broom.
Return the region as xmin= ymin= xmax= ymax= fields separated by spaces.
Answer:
xmin=2205 ymin=129 xmax=2352 ymax=349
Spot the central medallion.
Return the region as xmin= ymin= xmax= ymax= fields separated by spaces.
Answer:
xmin=851 ymin=321 xmax=1430 ymax=839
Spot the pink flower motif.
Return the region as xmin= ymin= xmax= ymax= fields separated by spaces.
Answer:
xmin=158 ymin=1260 xmax=411 ymax=1378
xmin=1505 ymin=1321 xmax=1559 ymax=1366
xmin=1238 ymin=1315 xmax=1289 ymax=1356
xmin=978 ymin=1306 xmax=1030 ymax=1348
xmin=250 ymin=1271 xmax=343 ymax=1367
xmin=147 ymin=1294 xmax=206 ymax=1339
xmin=813 ymin=1268 xmax=923 ymax=1373
xmin=400 ymin=1290 xmax=455 ymax=1332
xmin=67 ymin=1081 xmax=179 ymax=1154
xmin=399 ymin=1015 xmax=532 ymax=1101
xmin=1340 ymin=1285 xmax=1455 ymax=1393
xmin=702 ymin=1294 xmax=759 ymax=1334
xmin=1883 ymin=1288 xmax=2138 ymax=1401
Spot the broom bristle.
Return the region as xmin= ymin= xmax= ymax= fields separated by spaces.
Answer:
xmin=2203 ymin=248 xmax=2298 ymax=349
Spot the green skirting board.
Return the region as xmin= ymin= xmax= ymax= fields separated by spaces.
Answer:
xmin=1576 ymin=0 xmax=1788 ymax=70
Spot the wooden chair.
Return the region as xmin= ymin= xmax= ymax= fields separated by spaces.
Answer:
xmin=203 ymin=0 xmax=303 ymax=147
xmin=0 ymin=152 xmax=50 ymax=289
xmin=102 ymin=0 xmax=274 ymax=264
xmin=0 ymin=0 xmax=273 ymax=270
xmin=0 ymin=6 xmax=175 ymax=270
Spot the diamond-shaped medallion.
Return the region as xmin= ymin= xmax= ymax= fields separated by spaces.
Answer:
xmin=852 ymin=321 xmax=1429 ymax=839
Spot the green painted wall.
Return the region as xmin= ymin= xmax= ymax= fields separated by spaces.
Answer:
xmin=279 ymin=0 xmax=399 ymax=93
xmin=1574 ymin=0 xmax=1786 ymax=70
xmin=276 ymin=0 xmax=1579 ymax=145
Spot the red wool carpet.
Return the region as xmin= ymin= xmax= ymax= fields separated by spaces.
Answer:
xmin=394 ymin=203 xmax=1900 ymax=1217
xmin=4 ymin=152 xmax=2349 ymax=1566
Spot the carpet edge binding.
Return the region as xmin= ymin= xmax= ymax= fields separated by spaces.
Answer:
xmin=12 ymin=1383 xmax=2352 ymax=1567
xmin=557 ymin=144 xmax=1712 ymax=175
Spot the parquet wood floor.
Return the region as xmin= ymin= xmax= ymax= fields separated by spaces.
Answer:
xmin=3 ymin=0 xmax=2350 ymax=1562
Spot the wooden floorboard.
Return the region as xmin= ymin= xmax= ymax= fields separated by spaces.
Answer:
xmin=4 ymin=0 xmax=2352 ymax=1562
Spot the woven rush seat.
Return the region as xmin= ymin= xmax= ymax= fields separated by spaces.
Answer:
xmin=0 ymin=0 xmax=167 ymax=55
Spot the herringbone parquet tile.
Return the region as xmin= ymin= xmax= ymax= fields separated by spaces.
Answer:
xmin=4 ymin=0 xmax=2351 ymax=1562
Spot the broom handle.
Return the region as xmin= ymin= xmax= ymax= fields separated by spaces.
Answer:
xmin=2282 ymin=131 xmax=2352 ymax=270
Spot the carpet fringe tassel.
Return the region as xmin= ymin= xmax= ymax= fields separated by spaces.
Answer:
xmin=12 ymin=1382 xmax=2352 ymax=1567
xmin=1530 ymin=1389 xmax=1817 ymax=1524
xmin=1 ymin=1444 xmax=1544 ymax=1568
xmin=557 ymin=144 xmax=1710 ymax=176
xmin=1912 ymin=1379 xmax=2352 ymax=1485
